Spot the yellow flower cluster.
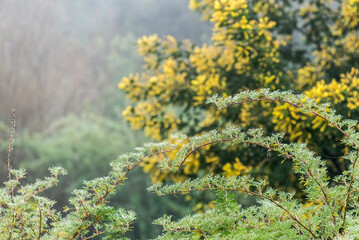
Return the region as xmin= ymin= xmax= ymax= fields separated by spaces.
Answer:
xmin=119 ymin=0 xmax=287 ymax=144
xmin=344 ymin=33 xmax=359 ymax=55
xmin=188 ymin=0 xmax=215 ymax=20
xmin=296 ymin=65 xmax=323 ymax=90
xmin=239 ymin=103 xmax=256 ymax=127
xmin=120 ymin=0 xmax=359 ymax=185
xmin=304 ymin=68 xmax=359 ymax=112
xmin=118 ymin=74 xmax=142 ymax=101
xmin=273 ymin=68 xmax=359 ymax=142
xmin=189 ymin=45 xmax=227 ymax=105
xmin=210 ymin=0 xmax=283 ymax=82
xmin=122 ymin=101 xmax=179 ymax=141
xmin=313 ymin=47 xmax=347 ymax=71
xmin=272 ymin=103 xmax=313 ymax=143
xmin=268 ymin=0 xmax=359 ymax=144
xmin=342 ymin=0 xmax=359 ymax=29
xmin=199 ymin=110 xmax=224 ymax=129
xmin=118 ymin=35 xmax=195 ymax=140
xmin=141 ymin=138 xmax=190 ymax=183
xmin=337 ymin=68 xmax=359 ymax=110
xmin=223 ymin=157 xmax=252 ymax=178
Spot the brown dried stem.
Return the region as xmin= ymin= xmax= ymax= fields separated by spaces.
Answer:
xmin=7 ymin=108 xmax=16 ymax=200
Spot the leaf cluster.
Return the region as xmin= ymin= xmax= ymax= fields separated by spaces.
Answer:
xmin=3 ymin=90 xmax=359 ymax=239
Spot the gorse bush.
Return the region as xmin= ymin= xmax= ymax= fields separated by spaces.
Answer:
xmin=119 ymin=0 xmax=359 ymax=189
xmin=2 ymin=89 xmax=359 ymax=239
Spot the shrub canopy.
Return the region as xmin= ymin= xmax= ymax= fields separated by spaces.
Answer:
xmin=119 ymin=0 xmax=359 ymax=187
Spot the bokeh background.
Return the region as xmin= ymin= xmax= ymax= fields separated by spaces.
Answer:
xmin=0 ymin=0 xmax=211 ymax=238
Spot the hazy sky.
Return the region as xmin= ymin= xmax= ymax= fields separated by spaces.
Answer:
xmin=0 ymin=0 xmax=212 ymax=131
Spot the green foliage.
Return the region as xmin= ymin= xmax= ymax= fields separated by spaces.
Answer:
xmin=2 ymin=0 xmax=359 ymax=238
xmin=19 ymin=114 xmax=138 ymax=198
xmin=119 ymin=0 xmax=359 ymax=191
xmin=149 ymin=90 xmax=359 ymax=239
xmin=0 ymin=167 xmax=67 ymax=239
xmin=1 ymin=90 xmax=359 ymax=239
xmin=8 ymin=113 xmax=190 ymax=239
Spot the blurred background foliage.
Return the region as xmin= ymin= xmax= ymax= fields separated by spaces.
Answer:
xmin=0 ymin=0 xmax=211 ymax=238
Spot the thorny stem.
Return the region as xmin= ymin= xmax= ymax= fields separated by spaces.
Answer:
xmin=156 ymin=187 xmax=318 ymax=239
xmin=82 ymin=231 xmax=107 ymax=240
xmin=179 ymin=138 xmax=284 ymax=167
xmin=249 ymin=190 xmax=319 ymax=238
xmin=79 ymin=199 xmax=89 ymax=218
xmin=225 ymin=98 xmax=354 ymax=146
xmin=161 ymin=225 xmax=236 ymax=235
xmin=95 ymin=149 xmax=172 ymax=206
xmin=306 ymin=169 xmax=337 ymax=224
xmin=70 ymin=149 xmax=173 ymax=239
xmin=25 ymin=181 xmax=58 ymax=203
xmin=338 ymin=189 xmax=359 ymax=197
xmin=177 ymin=135 xmax=335 ymax=234
xmin=70 ymin=96 xmax=355 ymax=238
xmin=37 ymin=206 xmax=42 ymax=240
xmin=181 ymin=137 xmax=332 ymax=210
xmin=8 ymin=211 xmax=16 ymax=240
xmin=340 ymin=149 xmax=359 ymax=233
xmin=224 ymin=96 xmax=359 ymax=229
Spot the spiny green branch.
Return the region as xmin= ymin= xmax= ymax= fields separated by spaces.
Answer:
xmin=207 ymin=89 xmax=358 ymax=148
